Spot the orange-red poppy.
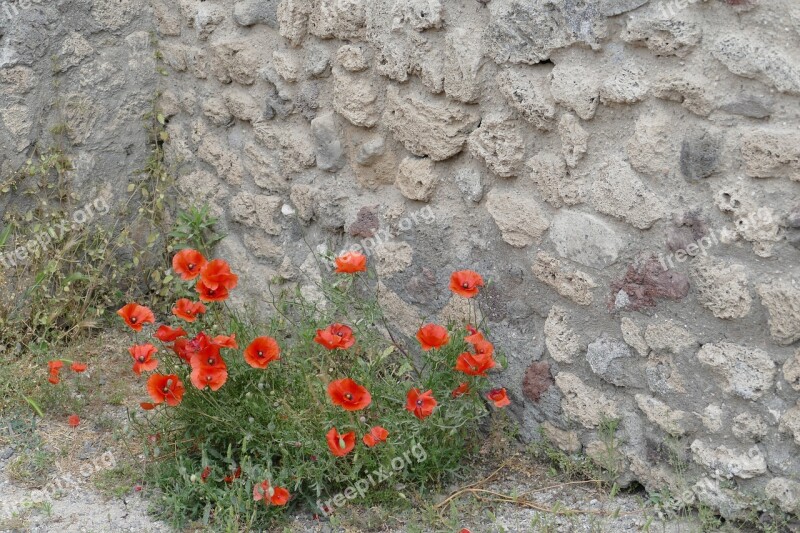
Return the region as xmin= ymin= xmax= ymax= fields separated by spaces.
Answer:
xmin=212 ymin=333 xmax=238 ymax=349
xmin=405 ymin=388 xmax=437 ymax=420
xmin=449 ymin=270 xmax=484 ymax=298
xmin=334 ymin=251 xmax=367 ymax=274
xmin=68 ymin=414 xmax=80 ymax=427
xmin=199 ymin=258 xmax=238 ymax=291
xmin=117 ymin=303 xmax=156 ymax=331
xmin=455 ymin=352 xmax=495 ymax=377
xmin=146 ymin=374 xmax=185 ymax=406
xmin=472 ymin=340 xmax=494 ymax=358
xmin=362 ymin=426 xmax=389 ymax=447
xmin=487 ymin=388 xmax=511 ymax=408
xmin=327 ymin=378 xmax=371 ymax=411
xmin=190 ymin=346 xmax=228 ymax=391
xmin=464 ymin=325 xmax=485 ymax=344
xmin=326 ymin=427 xmax=356 ymax=457
xmin=48 ymin=360 xmax=63 ymax=384
xmin=154 ymin=325 xmax=188 ymax=342
xmin=451 ymin=382 xmax=470 ymax=398
xmin=314 ymin=323 xmax=355 ymax=350
xmin=201 ymin=466 xmax=211 ymax=482
xmin=223 ymin=466 xmax=242 ymax=483
xmin=195 ymin=279 xmax=230 ymax=302
xmin=172 ymin=249 xmax=208 ymax=280
xmin=243 ymin=336 xmax=281 ymax=369
xmin=140 ymin=402 xmax=156 ymax=410
xmin=416 ymin=323 xmax=450 ymax=351
xmin=70 ymin=362 xmax=87 ymax=373
xmin=130 ymin=344 xmax=159 ymax=375
xmin=253 ymin=480 xmax=290 ymax=506
xmin=172 ymin=299 xmax=207 ymax=322
xmin=172 ymin=331 xmax=210 ymax=363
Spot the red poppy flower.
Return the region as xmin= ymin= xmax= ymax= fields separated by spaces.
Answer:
xmin=362 ymin=426 xmax=389 ymax=447
xmin=334 ymin=251 xmax=367 ymax=274
xmin=487 ymin=388 xmax=511 ymax=408
xmin=201 ymin=466 xmax=211 ymax=482
xmin=117 ymin=303 xmax=156 ymax=331
xmin=68 ymin=414 xmax=80 ymax=427
xmin=253 ymin=480 xmax=290 ymax=506
xmin=326 ymin=427 xmax=356 ymax=457
xmin=243 ymin=336 xmax=281 ymax=369
xmin=327 ymin=378 xmax=371 ymax=411
xmin=172 ymin=332 xmax=210 ymax=363
xmin=146 ymin=374 xmax=185 ymax=406
xmin=451 ymin=382 xmax=470 ymax=398
xmin=140 ymin=402 xmax=156 ymax=410
xmin=70 ymin=362 xmax=87 ymax=373
xmin=472 ymin=340 xmax=494 ymax=358
xmin=212 ymin=333 xmax=238 ymax=349
xmin=172 ymin=299 xmax=207 ymax=322
xmin=405 ymin=388 xmax=437 ymax=420
xmin=223 ymin=466 xmax=241 ymax=483
xmin=314 ymin=324 xmax=355 ymax=350
xmin=449 ymin=270 xmax=484 ymax=298
xmin=190 ymin=346 xmax=228 ymax=391
xmin=129 ymin=344 xmax=159 ymax=375
xmin=48 ymin=360 xmax=63 ymax=384
xmin=416 ymin=323 xmax=450 ymax=351
xmin=455 ymin=352 xmax=495 ymax=377
xmin=199 ymin=258 xmax=238 ymax=291
xmin=464 ymin=325 xmax=485 ymax=345
xmin=172 ymin=249 xmax=208 ymax=280
xmin=154 ymin=325 xmax=188 ymax=342
xmin=196 ymin=279 xmax=230 ymax=302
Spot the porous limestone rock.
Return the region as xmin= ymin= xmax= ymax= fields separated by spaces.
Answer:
xmin=527 ymin=153 xmax=581 ymax=208
xmin=550 ymin=63 xmax=601 ymax=120
xmin=332 ymin=69 xmax=382 ymax=128
xmin=756 ymin=280 xmax=800 ymax=345
xmin=620 ymin=318 xmax=648 ymax=357
xmin=712 ymin=35 xmax=800 ymax=95
xmin=468 ymin=116 xmax=525 ymax=178
xmin=383 ymin=87 xmax=480 ymax=161
xmin=766 ymin=478 xmax=800 ymax=514
xmin=532 ymin=252 xmax=596 ymax=306
xmin=783 ymin=349 xmax=800 ymax=392
xmin=690 ymin=256 xmax=752 ymax=320
xmin=643 ymin=321 xmax=697 ymax=355
xmin=541 ymin=421 xmax=581 ymax=453
xmin=555 ymin=372 xmax=618 ymax=429
xmin=635 ymin=395 xmax=693 ymax=437
xmin=443 ymin=27 xmax=484 ymax=104
xmin=544 ymin=306 xmax=580 ymax=363
xmin=586 ymin=334 xmax=643 ymax=387
xmin=230 ymin=192 xmax=282 ymax=235
xmin=548 ymin=210 xmax=624 ymax=269
xmin=589 ymin=158 xmax=664 ymax=230
xmin=731 ymin=413 xmax=767 ymax=443
xmin=486 ymin=189 xmax=549 ymax=248
xmin=740 ymin=129 xmax=800 ymax=182
xmin=690 ymin=440 xmax=767 ymax=480
xmin=395 ymin=156 xmax=438 ymax=202
xmin=697 ymin=342 xmax=775 ymax=400
xmin=621 ymin=16 xmax=702 ymax=57
xmin=497 ymin=66 xmax=556 ymax=131
xmin=558 ymin=113 xmax=587 ymax=168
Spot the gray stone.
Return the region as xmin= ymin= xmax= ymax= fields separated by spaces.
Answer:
xmin=486 ymin=189 xmax=550 ymax=247
xmin=307 ymin=114 xmax=342 ymax=173
xmin=548 ymin=210 xmax=624 ymax=269
xmin=680 ymin=130 xmax=721 ymax=181
xmin=586 ymin=334 xmax=643 ymax=387
xmin=766 ymin=478 xmax=800 ymax=514
xmin=690 ymin=440 xmax=767 ymax=480
xmin=233 ymin=0 xmax=279 ymax=27
xmin=718 ymin=97 xmax=773 ymax=119
xmin=454 ymin=168 xmax=484 ymax=203
xmin=622 ymin=16 xmax=701 ymax=57
xmin=697 ymin=342 xmax=775 ymax=400
xmin=756 ymin=280 xmax=800 ymax=345
xmin=356 ymin=137 xmax=385 ymax=166
xmin=713 ymin=35 xmax=800 ymax=95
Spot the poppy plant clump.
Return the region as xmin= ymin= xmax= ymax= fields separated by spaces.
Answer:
xmin=119 ymin=249 xmax=508 ymax=527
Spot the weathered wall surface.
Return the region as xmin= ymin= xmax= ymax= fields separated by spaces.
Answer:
xmin=4 ymin=0 xmax=800 ymax=519
xmin=0 ymin=0 xmax=157 ymax=217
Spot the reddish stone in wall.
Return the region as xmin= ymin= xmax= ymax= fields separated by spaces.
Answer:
xmin=609 ymin=256 xmax=690 ymax=311
xmin=522 ymin=361 xmax=553 ymax=402
xmin=348 ymin=206 xmax=379 ymax=238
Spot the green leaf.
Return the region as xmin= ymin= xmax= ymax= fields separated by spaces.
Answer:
xmin=157 ymin=113 xmax=166 ymax=125
xmin=22 ymin=395 xmax=44 ymax=417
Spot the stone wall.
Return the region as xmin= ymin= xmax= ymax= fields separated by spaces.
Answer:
xmin=4 ymin=0 xmax=800 ymax=519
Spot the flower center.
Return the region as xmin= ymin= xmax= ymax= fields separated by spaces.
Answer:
xmin=257 ymin=351 xmax=263 ymax=358
xmin=462 ymin=282 xmax=469 ymax=288
xmin=344 ymin=393 xmax=353 ymax=400
xmin=208 ymin=358 xmax=215 ymax=365
xmin=131 ymin=316 xmax=137 ymax=323
xmin=138 ymin=356 xmax=146 ymax=362
xmin=416 ymin=399 xmax=423 ymax=406
xmin=188 ymin=263 xmax=195 ymax=270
